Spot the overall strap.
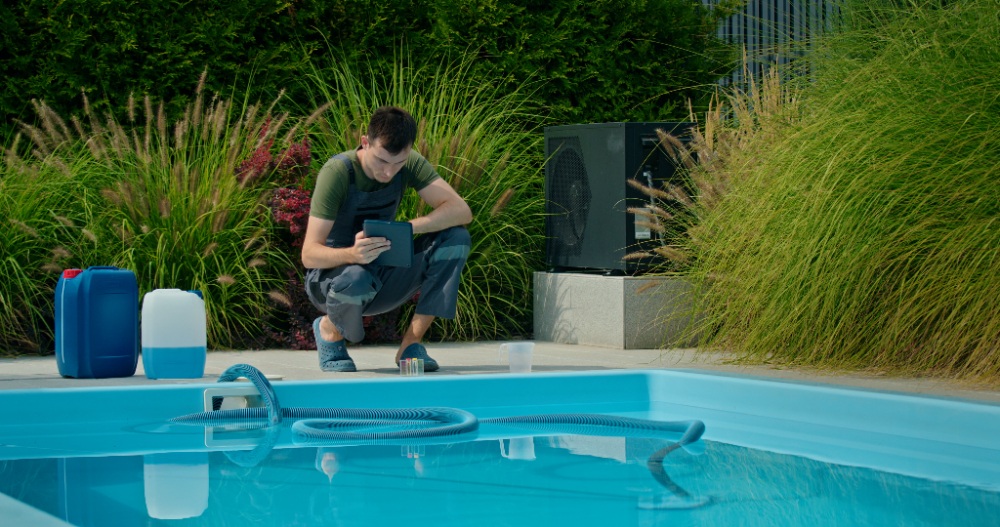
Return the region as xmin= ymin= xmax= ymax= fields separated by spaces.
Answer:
xmin=330 ymin=153 xmax=357 ymax=186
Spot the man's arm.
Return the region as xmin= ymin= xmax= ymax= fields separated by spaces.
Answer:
xmin=411 ymin=178 xmax=473 ymax=235
xmin=301 ymin=216 xmax=390 ymax=269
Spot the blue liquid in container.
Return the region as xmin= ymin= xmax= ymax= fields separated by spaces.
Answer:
xmin=55 ymin=266 xmax=139 ymax=378
xmin=142 ymin=345 xmax=207 ymax=379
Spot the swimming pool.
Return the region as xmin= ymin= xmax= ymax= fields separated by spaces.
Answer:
xmin=1 ymin=369 xmax=998 ymax=526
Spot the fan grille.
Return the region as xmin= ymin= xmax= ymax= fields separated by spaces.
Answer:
xmin=546 ymin=138 xmax=591 ymax=257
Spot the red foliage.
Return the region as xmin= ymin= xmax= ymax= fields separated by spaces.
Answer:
xmin=275 ymin=139 xmax=312 ymax=186
xmin=236 ymin=139 xmax=275 ymax=185
xmin=268 ymin=187 xmax=311 ymax=247
xmin=235 ymin=133 xmax=311 ymax=187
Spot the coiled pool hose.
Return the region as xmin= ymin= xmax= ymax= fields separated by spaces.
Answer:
xmin=173 ymin=364 xmax=478 ymax=442
xmin=171 ymin=364 xmax=705 ymax=447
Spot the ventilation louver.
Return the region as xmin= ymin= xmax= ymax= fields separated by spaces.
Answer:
xmin=546 ymin=138 xmax=591 ymax=257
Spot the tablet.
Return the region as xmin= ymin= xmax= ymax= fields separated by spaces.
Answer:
xmin=362 ymin=220 xmax=413 ymax=267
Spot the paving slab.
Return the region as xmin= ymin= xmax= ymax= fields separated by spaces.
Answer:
xmin=2 ymin=341 xmax=998 ymax=403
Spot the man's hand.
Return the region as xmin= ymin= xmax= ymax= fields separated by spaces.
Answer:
xmin=350 ymin=230 xmax=391 ymax=265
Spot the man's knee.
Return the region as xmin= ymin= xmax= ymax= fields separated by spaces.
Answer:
xmin=442 ymin=225 xmax=471 ymax=246
xmin=430 ymin=226 xmax=471 ymax=263
xmin=327 ymin=265 xmax=379 ymax=306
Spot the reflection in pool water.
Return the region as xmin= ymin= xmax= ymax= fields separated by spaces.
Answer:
xmin=2 ymin=432 xmax=998 ymax=526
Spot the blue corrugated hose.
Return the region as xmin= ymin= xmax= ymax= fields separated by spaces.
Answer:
xmin=171 ymin=364 xmax=710 ymax=507
xmin=172 ymin=363 xmax=705 ymax=445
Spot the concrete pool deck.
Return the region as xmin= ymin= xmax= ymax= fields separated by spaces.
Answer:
xmin=2 ymin=341 xmax=999 ymax=404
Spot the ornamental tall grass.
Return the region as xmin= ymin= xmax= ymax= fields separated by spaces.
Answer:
xmin=683 ymin=0 xmax=1000 ymax=381
xmin=299 ymin=50 xmax=547 ymax=340
xmin=4 ymin=76 xmax=297 ymax=351
xmin=0 ymin=139 xmax=96 ymax=353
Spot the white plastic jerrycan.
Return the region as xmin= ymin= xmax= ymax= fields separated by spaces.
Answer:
xmin=141 ymin=289 xmax=207 ymax=379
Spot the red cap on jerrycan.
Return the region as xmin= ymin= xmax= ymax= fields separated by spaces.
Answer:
xmin=62 ymin=269 xmax=82 ymax=279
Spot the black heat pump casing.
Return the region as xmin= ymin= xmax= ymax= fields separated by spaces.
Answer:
xmin=544 ymin=122 xmax=694 ymax=274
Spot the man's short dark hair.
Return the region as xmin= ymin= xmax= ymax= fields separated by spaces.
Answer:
xmin=367 ymin=106 xmax=417 ymax=154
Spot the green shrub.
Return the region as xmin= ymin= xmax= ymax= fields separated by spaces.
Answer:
xmin=420 ymin=0 xmax=732 ymax=123
xmin=0 ymin=1 xmax=308 ymax=138
xmin=2 ymin=0 xmax=731 ymax=140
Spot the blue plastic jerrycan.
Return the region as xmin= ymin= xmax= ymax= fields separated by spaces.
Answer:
xmin=54 ymin=266 xmax=139 ymax=378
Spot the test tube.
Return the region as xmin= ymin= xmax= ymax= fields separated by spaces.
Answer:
xmin=417 ymin=358 xmax=424 ymax=376
xmin=399 ymin=359 xmax=408 ymax=376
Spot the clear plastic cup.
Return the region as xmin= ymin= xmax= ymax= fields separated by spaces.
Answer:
xmin=499 ymin=342 xmax=534 ymax=373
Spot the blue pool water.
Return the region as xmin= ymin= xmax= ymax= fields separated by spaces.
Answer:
xmin=1 ymin=370 xmax=998 ymax=526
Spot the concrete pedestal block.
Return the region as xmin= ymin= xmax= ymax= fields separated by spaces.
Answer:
xmin=533 ymin=272 xmax=700 ymax=349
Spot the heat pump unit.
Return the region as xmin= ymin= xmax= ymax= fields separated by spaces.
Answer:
xmin=544 ymin=122 xmax=694 ymax=274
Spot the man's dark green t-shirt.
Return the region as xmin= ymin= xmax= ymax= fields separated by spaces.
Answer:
xmin=310 ymin=149 xmax=440 ymax=221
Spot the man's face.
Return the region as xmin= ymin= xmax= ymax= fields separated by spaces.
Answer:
xmin=360 ymin=136 xmax=410 ymax=184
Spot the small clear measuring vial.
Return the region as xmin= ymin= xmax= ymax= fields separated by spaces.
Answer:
xmin=400 ymin=358 xmax=425 ymax=376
